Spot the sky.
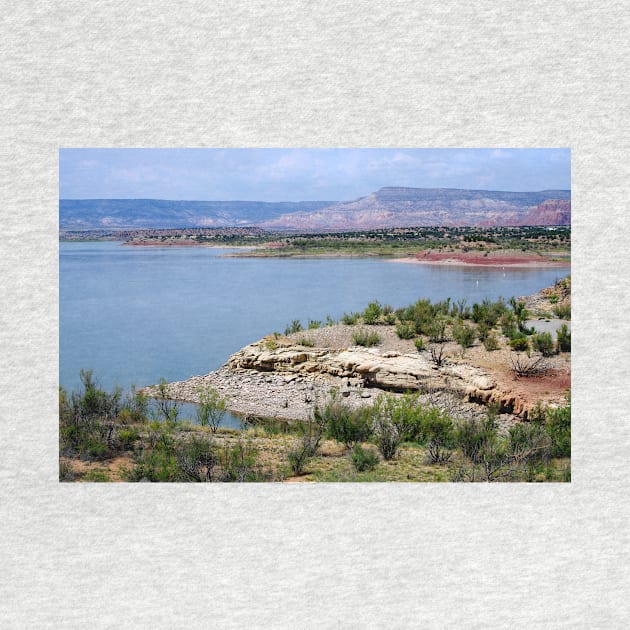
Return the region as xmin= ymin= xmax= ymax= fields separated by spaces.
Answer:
xmin=59 ymin=148 xmax=570 ymax=201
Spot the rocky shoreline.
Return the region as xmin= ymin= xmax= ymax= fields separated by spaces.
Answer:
xmin=142 ymin=279 xmax=571 ymax=426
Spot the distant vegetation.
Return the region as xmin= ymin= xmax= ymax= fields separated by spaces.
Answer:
xmin=61 ymin=225 xmax=571 ymax=260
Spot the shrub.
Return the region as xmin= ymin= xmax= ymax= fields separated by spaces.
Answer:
xmin=552 ymin=303 xmax=571 ymax=320
xmin=414 ymin=337 xmax=425 ymax=352
xmin=384 ymin=312 xmax=397 ymax=325
xmin=195 ymin=386 xmax=227 ymax=432
xmin=395 ymin=321 xmax=416 ymax=339
xmin=427 ymin=317 xmax=448 ymax=342
xmin=153 ymin=378 xmax=181 ymax=423
xmin=351 ymin=444 xmax=379 ymax=472
xmin=82 ymin=468 xmax=111 ymax=482
xmin=296 ymin=337 xmax=314 ymax=347
xmin=341 ymin=311 xmax=360 ymax=325
xmin=362 ymin=301 xmax=383 ymax=325
xmin=509 ymin=336 xmax=529 ymax=352
xmin=429 ymin=343 xmax=447 ymax=367
xmin=483 ymin=334 xmax=500 ymax=351
xmin=308 ymin=319 xmax=322 ymax=329
xmin=452 ymin=321 xmax=476 ymax=350
xmin=372 ymin=394 xmax=421 ymax=460
xmin=352 ymin=328 xmax=380 ymax=347
xmin=176 ymin=435 xmax=217 ymax=481
xmin=556 ymin=323 xmax=571 ymax=352
xmin=217 ymin=440 xmax=260 ymax=482
xmin=545 ymin=400 xmax=571 ymax=457
xmin=284 ymin=319 xmax=303 ymax=334
xmin=476 ymin=321 xmax=490 ymax=341
xmin=533 ymin=332 xmax=555 ymax=357
xmin=322 ymin=401 xmax=373 ymax=448
xmin=118 ymin=427 xmax=139 ymax=450
xmin=510 ymin=353 xmax=550 ymax=377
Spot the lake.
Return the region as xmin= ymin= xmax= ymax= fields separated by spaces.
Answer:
xmin=60 ymin=242 xmax=567 ymax=426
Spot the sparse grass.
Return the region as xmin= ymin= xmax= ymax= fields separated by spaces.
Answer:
xmin=351 ymin=328 xmax=380 ymax=347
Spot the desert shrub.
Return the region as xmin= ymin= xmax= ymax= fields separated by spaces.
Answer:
xmin=382 ymin=304 xmax=393 ymax=315
xmin=553 ymin=303 xmax=571 ymax=320
xmin=483 ymin=334 xmax=500 ymax=351
xmin=429 ymin=342 xmax=447 ymax=367
xmin=153 ymin=378 xmax=181 ymax=423
xmin=427 ymin=317 xmax=448 ymax=342
xmin=476 ymin=321 xmax=490 ymax=341
xmin=284 ymin=319 xmax=303 ymax=334
xmin=217 ymin=440 xmax=261 ymax=482
xmin=556 ymin=323 xmax=571 ymax=352
xmin=395 ymin=321 xmax=416 ymax=339
xmin=117 ymin=427 xmax=140 ymax=450
xmin=341 ymin=311 xmax=360 ymax=325
xmin=510 ymin=353 xmax=550 ymax=377
xmin=308 ymin=319 xmax=322 ymax=329
xmin=362 ymin=301 xmax=383 ymax=325
xmin=127 ymin=448 xmax=180 ymax=482
xmin=121 ymin=387 xmax=149 ymax=424
xmin=455 ymin=417 xmax=490 ymax=464
xmin=351 ymin=444 xmax=379 ymax=472
xmin=414 ymin=337 xmax=425 ymax=352
xmin=545 ymin=400 xmax=571 ymax=457
xmin=549 ymin=294 xmax=559 ymax=304
xmin=59 ymin=459 xmax=74 ymax=481
xmin=507 ymin=422 xmax=551 ymax=464
xmin=296 ymin=337 xmax=314 ymax=347
xmin=82 ymin=468 xmax=111 ymax=482
xmin=325 ymin=315 xmax=336 ymax=326
xmin=472 ymin=298 xmax=507 ymax=327
xmin=500 ymin=311 xmax=517 ymax=338
xmin=264 ymin=338 xmax=278 ymax=350
xmin=533 ymin=332 xmax=555 ymax=356
xmin=372 ymin=394 xmax=422 ymax=460
xmin=322 ymin=400 xmax=373 ymax=448
xmin=509 ymin=336 xmax=529 ymax=352
xmin=384 ymin=312 xmax=397 ymax=325
xmin=452 ymin=320 xmax=476 ymax=350
xmin=195 ymin=386 xmax=227 ymax=432
xmin=352 ymin=328 xmax=380 ymax=347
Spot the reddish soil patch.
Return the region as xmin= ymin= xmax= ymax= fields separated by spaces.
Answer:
xmin=415 ymin=251 xmax=569 ymax=267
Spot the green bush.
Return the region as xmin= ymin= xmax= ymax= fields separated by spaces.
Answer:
xmin=545 ymin=400 xmax=571 ymax=457
xmin=351 ymin=444 xmax=379 ymax=472
xmin=178 ymin=437 xmax=218 ymax=482
xmin=556 ymin=323 xmax=571 ymax=352
xmin=483 ymin=334 xmax=500 ymax=351
xmin=352 ymin=329 xmax=380 ymax=347
xmin=296 ymin=337 xmax=314 ymax=347
xmin=341 ymin=311 xmax=360 ymax=325
xmin=362 ymin=301 xmax=383 ymax=325
xmin=308 ymin=319 xmax=322 ymax=329
xmin=284 ymin=319 xmax=303 ymax=334
xmin=509 ymin=336 xmax=529 ymax=352
xmin=82 ymin=468 xmax=111 ymax=482
xmin=427 ymin=317 xmax=448 ymax=342
xmin=552 ymin=304 xmax=571 ymax=320
xmin=452 ymin=321 xmax=476 ymax=350
xmin=195 ymin=386 xmax=227 ymax=432
xmin=414 ymin=337 xmax=425 ymax=352
xmin=322 ymin=401 xmax=373 ymax=448
xmin=395 ymin=321 xmax=416 ymax=339
xmin=533 ymin=332 xmax=555 ymax=356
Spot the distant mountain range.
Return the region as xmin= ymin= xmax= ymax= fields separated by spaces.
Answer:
xmin=60 ymin=187 xmax=570 ymax=231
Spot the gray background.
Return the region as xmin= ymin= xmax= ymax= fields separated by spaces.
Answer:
xmin=1 ymin=1 xmax=628 ymax=627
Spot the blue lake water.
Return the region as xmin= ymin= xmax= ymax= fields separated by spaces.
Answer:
xmin=60 ymin=242 xmax=567 ymax=426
